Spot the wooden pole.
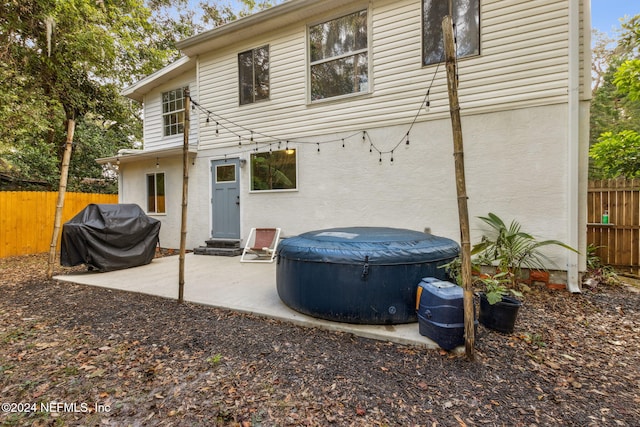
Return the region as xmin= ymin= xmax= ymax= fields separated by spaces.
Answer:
xmin=442 ymin=15 xmax=475 ymax=360
xmin=178 ymin=89 xmax=190 ymax=303
xmin=46 ymin=118 xmax=76 ymax=279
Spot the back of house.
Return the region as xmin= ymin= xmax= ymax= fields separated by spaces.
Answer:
xmin=100 ymin=0 xmax=591 ymax=289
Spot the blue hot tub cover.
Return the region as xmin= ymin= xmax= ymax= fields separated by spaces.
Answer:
xmin=277 ymin=227 xmax=459 ymax=264
xmin=276 ymin=227 xmax=460 ymax=324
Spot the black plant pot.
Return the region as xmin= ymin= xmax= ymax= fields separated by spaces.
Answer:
xmin=478 ymin=293 xmax=522 ymax=334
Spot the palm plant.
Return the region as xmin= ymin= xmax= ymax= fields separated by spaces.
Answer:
xmin=471 ymin=213 xmax=577 ymax=289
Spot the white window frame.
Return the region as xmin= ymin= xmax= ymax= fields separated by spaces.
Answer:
xmin=422 ymin=0 xmax=480 ymax=66
xmin=146 ymin=172 xmax=166 ymax=214
xmin=249 ymin=149 xmax=298 ymax=193
xmin=162 ymin=87 xmax=187 ymax=137
xmin=238 ymin=45 xmax=270 ymax=105
xmin=307 ymin=8 xmax=371 ymax=103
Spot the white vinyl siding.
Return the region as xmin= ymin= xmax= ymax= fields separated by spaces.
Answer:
xmin=189 ymin=0 xmax=585 ymax=150
xmin=142 ymin=75 xmax=198 ymax=151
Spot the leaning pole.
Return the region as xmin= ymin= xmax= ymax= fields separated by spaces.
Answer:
xmin=442 ymin=15 xmax=475 ymax=360
xmin=178 ymin=89 xmax=190 ymax=303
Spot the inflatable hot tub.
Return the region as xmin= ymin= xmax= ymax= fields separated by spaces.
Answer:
xmin=276 ymin=227 xmax=459 ymax=324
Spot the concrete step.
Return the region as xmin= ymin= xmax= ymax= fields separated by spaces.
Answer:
xmin=204 ymin=238 xmax=241 ymax=249
xmin=193 ymin=246 xmax=243 ymax=257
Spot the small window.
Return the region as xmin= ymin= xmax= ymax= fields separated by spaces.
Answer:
xmin=239 ymin=45 xmax=270 ymax=105
xmin=162 ymin=87 xmax=187 ymax=136
xmin=251 ymin=149 xmax=297 ymax=191
xmin=216 ymin=164 xmax=236 ymax=183
xmin=309 ymin=10 xmax=368 ymax=101
xmin=422 ymin=0 xmax=480 ymax=66
xmin=147 ymin=172 xmax=166 ymax=213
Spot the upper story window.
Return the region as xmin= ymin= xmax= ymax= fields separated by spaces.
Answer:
xmin=162 ymin=87 xmax=187 ymax=136
xmin=422 ymin=0 xmax=480 ymax=66
xmin=239 ymin=45 xmax=270 ymax=105
xmin=309 ymin=10 xmax=369 ymax=101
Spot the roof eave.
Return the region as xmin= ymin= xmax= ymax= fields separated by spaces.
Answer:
xmin=121 ymin=56 xmax=196 ymax=102
xmin=176 ymin=0 xmax=355 ymax=56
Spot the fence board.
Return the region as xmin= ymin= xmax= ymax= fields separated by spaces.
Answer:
xmin=0 ymin=191 xmax=118 ymax=258
xmin=587 ymin=178 xmax=640 ymax=275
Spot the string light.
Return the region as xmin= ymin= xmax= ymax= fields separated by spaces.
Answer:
xmin=187 ymin=59 xmax=441 ymax=165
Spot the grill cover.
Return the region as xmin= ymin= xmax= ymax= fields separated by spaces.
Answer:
xmin=61 ymin=204 xmax=160 ymax=272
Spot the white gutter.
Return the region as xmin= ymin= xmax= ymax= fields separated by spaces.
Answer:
xmin=566 ymin=0 xmax=583 ymax=293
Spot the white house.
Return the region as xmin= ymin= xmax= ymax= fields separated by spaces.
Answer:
xmin=99 ymin=0 xmax=591 ymax=291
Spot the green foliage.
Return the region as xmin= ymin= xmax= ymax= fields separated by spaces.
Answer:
xmin=471 ymin=213 xmax=577 ymax=289
xmin=614 ymin=59 xmax=640 ymax=101
xmin=583 ymin=244 xmax=621 ymax=288
xmin=475 ymin=271 xmax=523 ymax=305
xmin=589 ymin=130 xmax=640 ymax=178
xmin=589 ymin=14 xmax=640 ymax=179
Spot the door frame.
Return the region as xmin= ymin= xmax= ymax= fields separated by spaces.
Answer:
xmin=210 ymin=158 xmax=241 ymax=239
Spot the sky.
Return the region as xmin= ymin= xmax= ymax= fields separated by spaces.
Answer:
xmin=590 ymin=0 xmax=639 ymax=36
xmin=217 ymin=1 xmax=639 ymax=37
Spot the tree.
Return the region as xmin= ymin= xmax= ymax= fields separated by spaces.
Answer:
xmin=589 ymin=14 xmax=640 ymax=178
xmin=0 ymin=0 xmax=184 ymax=277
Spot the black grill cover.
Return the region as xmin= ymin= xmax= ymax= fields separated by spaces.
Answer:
xmin=61 ymin=204 xmax=161 ymax=272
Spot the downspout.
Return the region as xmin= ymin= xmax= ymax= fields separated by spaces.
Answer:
xmin=195 ymin=56 xmax=201 ymax=150
xmin=566 ymin=0 xmax=584 ymax=293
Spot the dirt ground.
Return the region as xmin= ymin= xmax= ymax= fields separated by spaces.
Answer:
xmin=1 ymin=253 xmax=639 ymax=426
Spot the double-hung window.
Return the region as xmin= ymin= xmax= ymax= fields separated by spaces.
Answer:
xmin=162 ymin=87 xmax=187 ymax=136
xmin=422 ymin=0 xmax=480 ymax=66
xmin=309 ymin=10 xmax=369 ymax=101
xmin=147 ymin=172 xmax=166 ymax=214
xmin=239 ymin=45 xmax=270 ymax=105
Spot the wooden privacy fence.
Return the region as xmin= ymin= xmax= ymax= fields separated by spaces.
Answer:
xmin=0 ymin=191 xmax=118 ymax=258
xmin=587 ymin=178 xmax=640 ymax=275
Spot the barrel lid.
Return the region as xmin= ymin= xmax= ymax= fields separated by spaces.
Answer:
xmin=277 ymin=227 xmax=459 ymax=264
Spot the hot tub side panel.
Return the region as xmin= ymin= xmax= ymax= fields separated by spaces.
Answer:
xmin=276 ymin=257 xmax=455 ymax=324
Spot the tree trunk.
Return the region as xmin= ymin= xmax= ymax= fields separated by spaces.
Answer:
xmin=46 ymin=118 xmax=76 ymax=279
xmin=178 ymin=90 xmax=191 ymax=303
xmin=442 ymin=16 xmax=475 ymax=360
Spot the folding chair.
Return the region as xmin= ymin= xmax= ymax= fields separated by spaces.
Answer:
xmin=240 ymin=227 xmax=281 ymax=263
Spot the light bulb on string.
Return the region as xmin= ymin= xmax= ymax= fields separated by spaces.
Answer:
xmin=317 ymin=143 xmax=320 ymax=153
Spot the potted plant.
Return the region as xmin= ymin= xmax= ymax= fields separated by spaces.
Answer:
xmin=471 ymin=213 xmax=578 ymax=289
xmin=475 ymin=271 xmax=523 ymax=333
xmin=471 ymin=213 xmax=578 ymax=333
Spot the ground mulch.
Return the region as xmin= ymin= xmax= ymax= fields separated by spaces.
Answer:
xmin=1 ymin=253 xmax=639 ymax=426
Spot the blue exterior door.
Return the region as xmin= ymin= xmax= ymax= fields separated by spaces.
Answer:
xmin=211 ymin=159 xmax=241 ymax=239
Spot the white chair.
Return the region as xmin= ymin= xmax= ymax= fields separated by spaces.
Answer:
xmin=240 ymin=227 xmax=281 ymax=263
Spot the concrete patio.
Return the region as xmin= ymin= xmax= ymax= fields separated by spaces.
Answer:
xmin=54 ymin=253 xmax=445 ymax=349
